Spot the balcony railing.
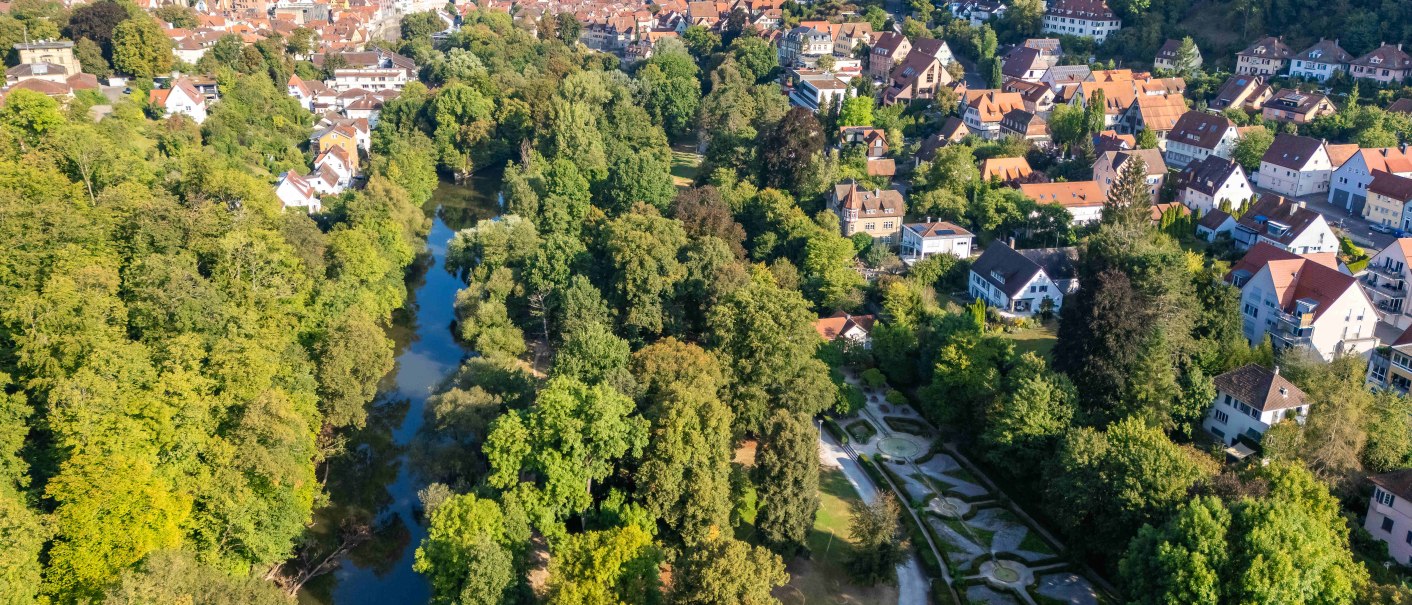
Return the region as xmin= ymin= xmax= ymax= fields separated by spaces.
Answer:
xmin=1366 ymin=262 xmax=1407 ymax=281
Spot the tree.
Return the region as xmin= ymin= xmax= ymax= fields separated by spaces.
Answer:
xmin=413 ymin=493 xmax=520 ymax=605
xmin=847 ymin=494 xmax=906 ymax=585
xmin=599 ymin=204 xmax=688 ymax=339
xmin=1136 ymin=128 xmax=1160 ymax=149
xmin=484 ymin=377 xmax=648 ymax=519
xmin=66 ymin=0 xmax=129 ymax=55
xmin=555 ymin=12 xmax=582 ymax=44
xmin=1103 ymin=154 xmax=1153 ymax=226
xmin=548 ymin=524 xmax=661 ymax=605
xmin=838 ymin=95 xmax=874 ymax=127
xmin=286 ymin=27 xmax=315 ymax=56
xmin=637 ymin=49 xmax=701 ymax=140
xmin=315 ymin=312 xmax=394 ymax=430
xmin=111 ymin=18 xmax=173 ymax=78
xmin=1048 ymin=103 xmax=1089 ymax=153
xmin=1085 ymin=89 xmax=1107 ymax=134
xmin=672 ymin=537 xmax=789 ymax=604
xmin=153 ymin=5 xmax=198 ymax=28
xmin=754 ymin=409 xmax=820 ymax=556
xmin=1005 ymin=0 xmax=1044 ymax=36
xmin=1232 ymin=127 xmax=1273 ymax=173
xmin=1174 ymin=37 xmax=1200 ymax=75
xmin=730 ymin=35 xmax=778 ymax=83
xmin=760 ymin=108 xmax=824 ymax=195
xmin=101 ymin=550 xmax=289 ymax=605
xmin=401 ymin=10 xmax=444 ymax=41
xmin=981 ymin=354 xmax=1076 ymax=473
xmin=75 ymin=37 xmax=112 ymax=78
xmin=633 ymin=340 xmax=735 ymax=546
xmin=1119 ymin=496 xmax=1230 ymax=605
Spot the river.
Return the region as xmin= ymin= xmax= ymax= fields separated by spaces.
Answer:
xmin=300 ymin=177 xmax=501 ymax=605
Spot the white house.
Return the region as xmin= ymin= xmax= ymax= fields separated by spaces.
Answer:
xmin=1257 ymin=134 xmax=1333 ymax=198
xmin=148 ymin=78 xmax=207 ymax=123
xmin=969 ymin=242 xmax=1078 ymax=316
xmin=1232 ymin=194 xmax=1338 ymax=254
xmin=1330 ymin=148 xmax=1412 ymax=214
xmin=1163 ymin=110 xmax=1239 ymax=169
xmin=1235 ymin=252 xmax=1378 ymax=360
xmin=1202 ymin=363 xmax=1308 ymax=446
xmin=1361 ymin=238 xmax=1412 ymax=328
xmin=814 ymin=311 xmax=875 ymax=348
xmin=899 ymin=220 xmax=974 ymax=262
xmin=1366 ymin=470 xmax=1412 ymax=567
xmin=1018 ymin=181 xmax=1106 ymax=224
xmin=1094 ymin=148 xmax=1167 ymax=202
xmin=788 ymin=68 xmax=855 ymax=111
xmin=1041 ymin=0 xmax=1121 ymax=42
xmin=1288 ymin=38 xmax=1352 ymax=82
xmin=328 ymin=68 xmax=408 ymax=92
xmin=1197 ymin=208 xmax=1239 ymax=242
xmin=1175 ymin=155 xmax=1254 ymax=214
xmin=275 ymin=171 xmax=321 ymax=213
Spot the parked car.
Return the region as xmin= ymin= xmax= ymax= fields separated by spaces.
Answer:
xmin=1372 ymin=223 xmax=1394 ymax=235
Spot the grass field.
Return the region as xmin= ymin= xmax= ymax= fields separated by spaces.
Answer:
xmin=671 ymin=147 xmax=702 ymax=188
xmin=1005 ymin=321 xmax=1058 ymax=359
xmin=775 ymin=468 xmax=898 ymax=605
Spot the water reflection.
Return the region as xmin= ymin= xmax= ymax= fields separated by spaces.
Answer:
xmin=300 ymin=176 xmax=500 ymax=605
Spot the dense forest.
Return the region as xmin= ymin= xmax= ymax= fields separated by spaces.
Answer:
xmin=0 ymin=7 xmax=436 ymax=600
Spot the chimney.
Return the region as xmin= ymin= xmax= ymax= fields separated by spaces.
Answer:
xmin=1008 ymin=236 xmax=1016 ymax=247
xmin=1273 ymin=365 xmax=1280 ymax=376
xmin=1298 ymin=200 xmax=1306 ymax=209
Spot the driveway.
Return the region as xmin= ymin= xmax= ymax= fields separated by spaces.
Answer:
xmin=819 ymin=432 xmax=930 ymax=605
xmin=1258 ymin=187 xmax=1395 ymax=252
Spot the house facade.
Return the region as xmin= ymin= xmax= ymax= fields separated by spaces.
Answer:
xmin=899 ymin=221 xmax=974 ymax=261
xmin=1233 ymin=194 xmax=1338 ymax=254
xmin=1288 ymin=38 xmax=1352 ymax=82
xmin=148 ymin=78 xmax=208 ymax=123
xmin=814 ymin=311 xmax=876 ymax=348
xmin=1040 ymin=0 xmax=1120 ymax=42
xmin=1163 ymin=110 xmax=1239 ymax=169
xmin=1176 ymin=155 xmax=1254 ymax=214
xmin=1350 ymin=43 xmax=1412 ymax=86
xmin=969 ymin=243 xmax=1078 ymax=316
xmin=1018 ymin=181 xmax=1106 ymax=224
xmin=1361 ymin=239 xmax=1412 ymax=328
xmin=1094 ymin=148 xmax=1167 ymax=202
xmin=1236 ymin=36 xmax=1293 ymax=76
xmin=1363 ymin=170 xmax=1412 ymax=231
xmin=1330 ymin=148 xmax=1412 ymax=215
xmin=1201 ymin=364 xmax=1308 ymax=446
xmin=961 ymin=90 xmax=1025 ymax=139
xmin=1260 ymin=89 xmax=1337 ymax=124
xmin=868 ymin=32 xmax=911 ymax=80
xmin=829 ymin=180 xmax=906 ymax=242
xmin=1257 ymin=134 xmax=1332 ymax=198
xmin=1237 ymin=255 xmax=1378 ymax=360
xmin=1153 ymin=38 xmax=1200 ymax=72
xmin=1364 ymin=471 xmax=1412 ymax=566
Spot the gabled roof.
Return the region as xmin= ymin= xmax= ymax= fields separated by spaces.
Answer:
xmin=1129 ymin=93 xmax=1189 ymax=131
xmin=1293 ymin=38 xmax=1352 ymax=64
xmin=1167 ymin=111 xmax=1235 ymax=150
xmin=1176 ymin=155 xmax=1244 ymax=197
xmin=1099 ymin=148 xmax=1166 ymax=178
xmin=872 ymin=31 xmax=908 ymax=56
xmin=1001 ymin=46 xmax=1046 ymax=79
xmin=1209 ymin=74 xmax=1269 ymax=110
xmin=972 ymin=242 xmax=1078 ymax=299
xmin=1325 ymin=143 xmax=1360 ymax=169
xmin=1238 ymin=36 xmax=1293 ymax=60
xmin=1213 ymin=364 xmax=1306 ymax=412
xmin=814 ymin=311 xmax=875 ymax=340
xmin=1260 ymin=134 xmax=1326 ymax=170
xmin=1044 ymin=0 xmax=1115 ymax=20
xmin=1226 ymin=241 xmax=1338 ymax=283
xmin=964 ymin=90 xmax=1024 ymax=123
xmin=1199 ymin=207 xmax=1233 ymax=230
xmin=1388 ymin=98 xmax=1412 ymax=114
xmin=1369 ymin=170 xmax=1412 ymax=202
xmin=1355 ymin=148 xmax=1412 ymax=175
xmin=1018 ymin=181 xmax=1105 ymax=208
xmin=833 ymin=180 xmax=904 ymax=215
xmin=1266 ymin=88 xmax=1333 ymax=115
xmin=1155 ymin=39 xmax=1184 ymax=61
xmin=1370 ymin=469 xmax=1412 ymax=502
xmin=1236 ymin=193 xmax=1329 ymax=247
xmin=980 ymin=157 xmax=1034 ymax=182
xmin=1350 ymin=43 xmax=1412 ymax=70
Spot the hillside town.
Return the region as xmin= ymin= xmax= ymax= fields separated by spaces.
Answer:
xmin=8 ymin=0 xmax=1412 ymax=603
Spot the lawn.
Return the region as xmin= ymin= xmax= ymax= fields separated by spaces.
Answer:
xmin=775 ymin=468 xmax=898 ymax=605
xmin=670 ymin=147 xmax=702 ymax=188
xmin=1004 ymin=321 xmax=1058 ymax=359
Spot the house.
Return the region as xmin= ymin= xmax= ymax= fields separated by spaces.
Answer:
xmin=1260 ymin=89 xmax=1336 ymax=125
xmin=1360 ymin=238 xmax=1412 ymax=327
xmin=1208 ymin=74 xmax=1273 ymax=112
xmin=1153 ymin=38 xmax=1200 ymax=72
xmin=869 ymin=32 xmax=911 ymax=80
xmin=953 ymin=0 xmax=1007 ymax=26
xmin=312 ymin=123 xmax=361 ymax=161
xmin=1349 ymin=43 xmax=1412 ymax=86
xmin=1236 ymin=36 xmax=1294 ymax=76
xmin=1234 ymin=251 xmax=1378 ymax=359
xmin=1288 ymin=38 xmax=1352 ymax=82
xmin=13 ymin=41 xmax=77 ymax=75
xmin=1329 ymin=148 xmax=1412 ymax=214
xmin=1094 ymin=148 xmax=1167 ymax=202
xmin=1003 ymin=79 xmax=1056 ymax=114
xmin=899 ymin=220 xmax=973 ymax=261
xmin=314 ymin=144 xmax=356 ymax=186
xmin=1201 ymin=364 xmax=1308 ymax=446
xmin=1163 ymin=111 xmax=1239 ymax=168
xmin=838 ymin=126 xmax=889 ymax=157
xmin=1363 ymin=470 xmax=1412 ymax=566
xmin=1363 ymin=170 xmax=1412 ymax=231
xmin=814 ymin=311 xmax=876 ymax=348
xmin=960 ymin=90 xmax=1024 ymax=139
xmin=779 ymin=26 xmax=833 ymax=65
xmin=1094 ymin=130 xmax=1135 ymax=154
xmin=1018 ymin=181 xmax=1106 ymax=224
xmin=1233 ymin=193 xmax=1338 ymax=254
xmin=275 ymin=171 xmax=321 ymax=213
xmin=1041 ymin=0 xmax=1120 ymax=42
xmin=915 ymin=117 xmax=969 ymax=165
xmin=1116 ymin=92 xmax=1188 ymax=144
xmin=980 ymin=156 xmax=1038 ymax=184
xmin=911 ymin=38 xmax=955 ymax=66
xmin=829 ymin=180 xmax=906 ymax=242
xmin=787 ymin=69 xmax=854 ymax=111
xmin=1000 ymin=46 xmax=1054 ymax=83
xmin=882 ymin=49 xmax=951 ymax=105
xmin=998 ymin=109 xmax=1049 ymax=145
xmin=1176 ymin=155 xmax=1254 ymax=214
xmin=1225 ymin=241 xmax=1341 ymax=287
xmin=1389 ymin=98 xmax=1412 ymax=115
xmin=1040 ymin=64 xmax=1091 ymax=92
xmin=1197 ymin=208 xmax=1238 ymax=242
xmin=1257 ymin=134 xmax=1332 ymax=198
xmin=148 ymin=78 xmax=208 ymax=123
xmin=969 ymin=242 xmax=1079 ymax=316
xmin=1023 ymin=38 xmax=1064 ymax=57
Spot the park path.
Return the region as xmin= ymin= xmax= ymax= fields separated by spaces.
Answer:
xmin=819 ymin=432 xmax=933 ymax=605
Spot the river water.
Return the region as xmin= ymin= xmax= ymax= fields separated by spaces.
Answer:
xmin=301 ymin=179 xmax=500 ymax=605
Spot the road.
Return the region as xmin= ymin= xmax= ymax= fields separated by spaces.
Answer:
xmin=819 ymin=432 xmax=931 ymax=605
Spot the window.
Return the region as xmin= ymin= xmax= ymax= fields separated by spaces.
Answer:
xmin=1383 ymin=516 xmax=1396 ymax=533
xmin=1213 ymin=410 xmax=1229 ymax=424
xmin=1379 ymin=488 xmax=1397 ymax=507
xmin=1243 ymin=303 xmax=1259 ymax=318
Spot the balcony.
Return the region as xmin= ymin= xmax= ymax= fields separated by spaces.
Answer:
xmin=1366 ymin=262 xmax=1408 ymax=281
